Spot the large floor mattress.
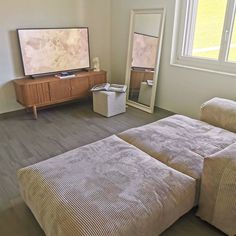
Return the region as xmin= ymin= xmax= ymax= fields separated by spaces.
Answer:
xmin=118 ymin=115 xmax=236 ymax=181
xmin=18 ymin=135 xmax=196 ymax=236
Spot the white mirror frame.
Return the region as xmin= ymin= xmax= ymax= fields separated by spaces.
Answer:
xmin=125 ymin=8 xmax=166 ymax=113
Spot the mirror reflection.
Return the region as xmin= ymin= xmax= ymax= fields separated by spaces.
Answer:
xmin=128 ymin=13 xmax=162 ymax=108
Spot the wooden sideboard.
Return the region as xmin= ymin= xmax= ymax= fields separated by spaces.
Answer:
xmin=14 ymin=70 xmax=107 ymax=119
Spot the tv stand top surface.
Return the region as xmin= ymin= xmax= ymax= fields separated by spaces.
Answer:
xmin=14 ymin=70 xmax=106 ymax=85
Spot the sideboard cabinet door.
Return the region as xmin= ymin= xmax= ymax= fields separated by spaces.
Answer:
xmin=24 ymin=83 xmax=50 ymax=106
xmin=71 ymin=77 xmax=90 ymax=98
xmin=49 ymin=79 xmax=71 ymax=101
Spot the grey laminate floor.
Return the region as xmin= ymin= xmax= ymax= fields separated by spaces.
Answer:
xmin=0 ymin=101 xmax=225 ymax=236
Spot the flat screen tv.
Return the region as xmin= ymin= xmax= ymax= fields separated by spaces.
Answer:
xmin=131 ymin=32 xmax=159 ymax=70
xmin=17 ymin=27 xmax=91 ymax=76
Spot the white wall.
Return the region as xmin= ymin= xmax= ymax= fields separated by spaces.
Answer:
xmin=0 ymin=0 xmax=78 ymax=114
xmin=111 ymin=0 xmax=236 ymax=118
xmin=134 ymin=14 xmax=161 ymax=37
xmin=76 ymin=0 xmax=111 ymax=81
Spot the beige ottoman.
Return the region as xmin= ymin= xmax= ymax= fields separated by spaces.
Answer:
xmin=200 ymin=97 xmax=236 ymax=133
xmin=18 ymin=135 xmax=196 ymax=236
xmin=93 ymin=91 xmax=126 ymax=117
xmin=197 ymin=143 xmax=236 ymax=236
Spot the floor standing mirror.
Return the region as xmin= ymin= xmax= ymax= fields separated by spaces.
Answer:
xmin=125 ymin=9 xmax=166 ymax=113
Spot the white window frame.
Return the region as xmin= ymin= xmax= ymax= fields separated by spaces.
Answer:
xmin=172 ymin=0 xmax=236 ymax=75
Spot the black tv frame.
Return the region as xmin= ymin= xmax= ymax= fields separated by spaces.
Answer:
xmin=17 ymin=27 xmax=91 ymax=77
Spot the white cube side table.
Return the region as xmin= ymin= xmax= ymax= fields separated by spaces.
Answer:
xmin=93 ymin=91 xmax=126 ymax=117
xmin=138 ymin=82 xmax=152 ymax=106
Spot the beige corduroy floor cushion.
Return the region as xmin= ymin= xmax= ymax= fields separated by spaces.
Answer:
xmin=118 ymin=114 xmax=236 ymax=183
xmin=18 ymin=97 xmax=236 ymax=236
xmin=197 ymin=143 xmax=236 ymax=236
xmin=18 ymin=135 xmax=196 ymax=236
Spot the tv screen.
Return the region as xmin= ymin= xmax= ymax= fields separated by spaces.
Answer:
xmin=131 ymin=32 xmax=158 ymax=70
xmin=17 ymin=28 xmax=90 ymax=76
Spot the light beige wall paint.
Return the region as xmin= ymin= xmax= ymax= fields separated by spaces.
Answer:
xmin=134 ymin=14 xmax=161 ymax=37
xmin=0 ymin=0 xmax=78 ymax=114
xmin=77 ymin=0 xmax=111 ymax=81
xmin=3 ymin=0 xmax=236 ymax=118
xmin=111 ymin=0 xmax=236 ymax=118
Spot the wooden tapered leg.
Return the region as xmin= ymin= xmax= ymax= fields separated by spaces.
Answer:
xmin=32 ymin=105 xmax=38 ymax=120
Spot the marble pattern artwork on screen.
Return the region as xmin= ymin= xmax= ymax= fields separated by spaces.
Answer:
xmin=19 ymin=29 xmax=90 ymax=75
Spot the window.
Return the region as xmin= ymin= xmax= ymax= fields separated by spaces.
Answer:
xmin=174 ymin=0 xmax=236 ymax=74
xmin=190 ymin=0 xmax=227 ymax=59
